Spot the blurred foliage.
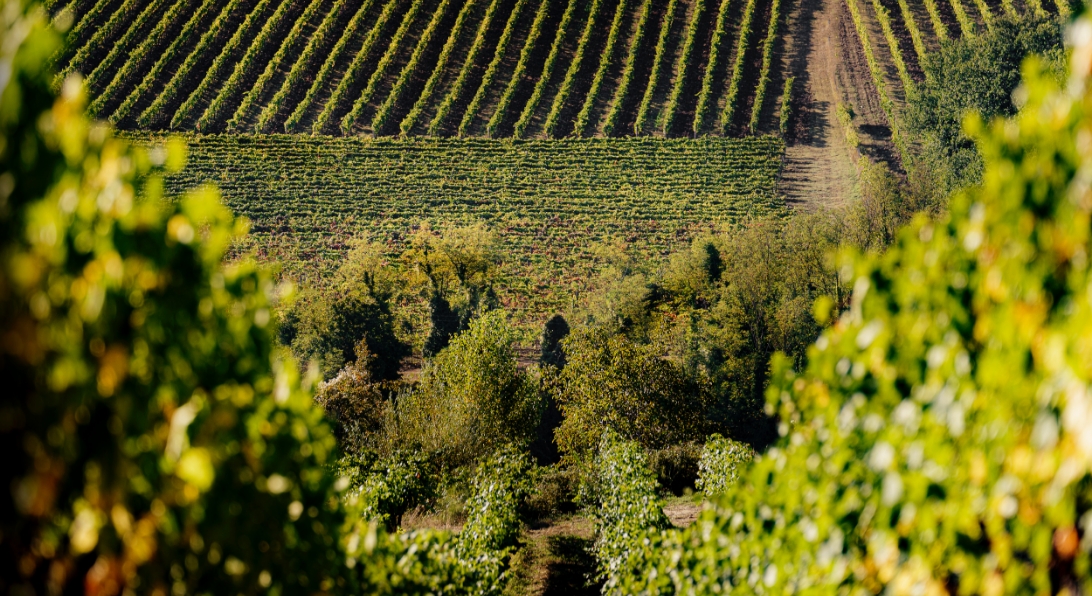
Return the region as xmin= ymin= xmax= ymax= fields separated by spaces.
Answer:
xmin=695 ymin=434 xmax=754 ymax=496
xmin=0 ymin=3 xmax=351 ymax=593
xmin=393 ymin=311 xmax=542 ymax=469
xmin=605 ymin=22 xmax=1092 ymax=595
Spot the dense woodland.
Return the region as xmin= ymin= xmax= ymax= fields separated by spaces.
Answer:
xmin=4 ymin=0 xmax=1092 ymax=595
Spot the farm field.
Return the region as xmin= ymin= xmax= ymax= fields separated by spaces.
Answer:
xmin=55 ymin=0 xmax=803 ymax=138
xmin=141 ymin=133 xmax=786 ymax=322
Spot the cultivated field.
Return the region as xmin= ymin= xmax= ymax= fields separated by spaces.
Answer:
xmin=141 ymin=134 xmax=785 ymax=318
xmin=54 ymin=0 xmax=799 ymax=137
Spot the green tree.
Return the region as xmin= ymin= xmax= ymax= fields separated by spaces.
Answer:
xmin=0 ymin=4 xmax=348 ymax=593
xmin=554 ymin=329 xmax=710 ymax=458
xmin=907 ymin=14 xmax=1064 ymax=195
xmin=394 ymin=311 xmax=541 ymax=468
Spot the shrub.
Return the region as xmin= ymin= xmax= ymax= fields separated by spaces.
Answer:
xmin=694 ymin=433 xmax=753 ymax=495
xmin=394 ymin=311 xmax=542 ymax=468
xmin=314 ymin=342 xmax=396 ymax=457
xmin=0 ymin=6 xmax=348 ymax=593
xmin=649 ymin=442 xmax=703 ymax=495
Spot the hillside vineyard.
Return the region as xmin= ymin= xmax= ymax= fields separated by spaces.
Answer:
xmin=53 ymin=0 xmax=1072 ymax=142
xmin=54 ymin=0 xmax=802 ymax=137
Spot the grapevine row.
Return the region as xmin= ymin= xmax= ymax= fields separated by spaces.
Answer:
xmin=949 ymin=0 xmax=976 ymax=37
xmin=312 ymin=0 xmax=402 ymax=135
xmin=84 ymin=0 xmax=168 ymax=93
xmin=174 ymin=0 xmax=278 ymax=130
xmin=867 ymin=0 xmax=915 ymax=97
xmin=692 ymin=0 xmax=732 ymax=135
xmin=573 ymin=0 xmax=632 ymax=137
xmin=428 ymin=0 xmax=505 ymax=135
xmin=894 ymin=0 xmax=928 ymax=68
xmin=513 ymin=0 xmax=577 ymax=139
xmin=718 ymin=0 xmax=758 ymax=133
xmin=458 ymin=0 xmax=532 ymax=136
xmin=228 ymin=0 xmax=326 ymax=132
xmin=921 ymin=0 xmax=949 ymax=42
xmin=778 ymin=75 xmax=793 ymax=136
xmin=970 ymin=0 xmax=993 ymax=32
xmin=58 ymin=0 xmax=143 ymax=84
xmin=284 ymin=0 xmax=375 ymax=133
xmin=371 ymin=0 xmax=454 ymax=135
xmin=400 ymin=0 xmax=481 ymax=136
xmin=659 ymin=0 xmax=705 ymax=136
xmin=258 ymin=0 xmax=346 ymax=133
xmin=545 ymin=0 xmax=606 ymax=137
xmin=844 ymin=0 xmax=909 ymax=160
xmin=138 ymin=0 xmax=246 ymax=128
xmin=197 ymin=0 xmax=300 ymax=132
xmin=56 ymin=0 xmax=118 ymax=72
xmin=486 ymin=0 xmax=552 ymax=138
xmin=87 ymin=0 xmax=192 ymax=118
xmin=602 ymin=0 xmax=653 ymax=137
xmin=343 ymin=0 xmax=427 ymax=134
xmin=633 ymin=0 xmax=680 ymax=135
xmin=108 ymin=0 xmax=215 ymax=125
xmin=748 ymin=0 xmax=783 ymax=134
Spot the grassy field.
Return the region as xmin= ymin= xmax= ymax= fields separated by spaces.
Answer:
xmin=140 ymin=133 xmax=786 ymax=322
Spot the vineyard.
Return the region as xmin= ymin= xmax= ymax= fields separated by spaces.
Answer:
xmin=53 ymin=0 xmax=806 ymax=137
xmin=142 ymin=133 xmax=785 ymax=318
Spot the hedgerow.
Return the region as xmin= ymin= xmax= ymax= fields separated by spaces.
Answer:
xmin=694 ymin=434 xmax=753 ymax=495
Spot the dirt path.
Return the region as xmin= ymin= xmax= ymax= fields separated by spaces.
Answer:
xmin=777 ymin=0 xmax=898 ymax=208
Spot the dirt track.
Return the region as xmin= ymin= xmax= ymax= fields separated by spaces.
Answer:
xmin=777 ymin=0 xmax=900 ymax=208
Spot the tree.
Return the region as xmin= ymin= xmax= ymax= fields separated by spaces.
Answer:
xmin=554 ymin=329 xmax=710 ymax=458
xmin=393 ymin=311 xmax=541 ymax=468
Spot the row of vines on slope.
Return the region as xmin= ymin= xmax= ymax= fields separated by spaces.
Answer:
xmin=65 ymin=0 xmax=811 ymax=139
